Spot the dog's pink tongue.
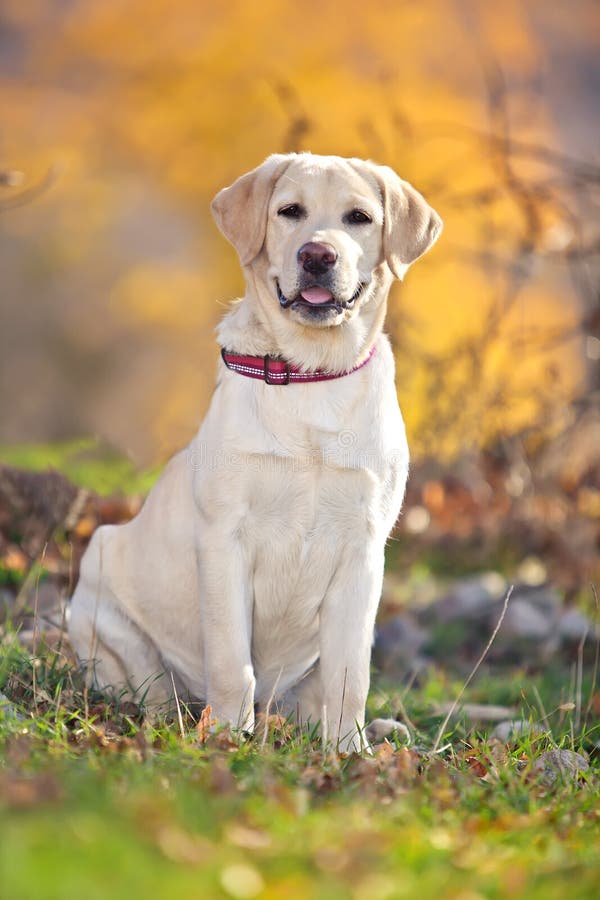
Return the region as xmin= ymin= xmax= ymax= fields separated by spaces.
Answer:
xmin=300 ymin=287 xmax=334 ymax=305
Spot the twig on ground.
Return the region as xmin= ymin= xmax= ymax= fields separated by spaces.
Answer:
xmin=321 ymin=703 xmax=328 ymax=750
xmin=261 ymin=666 xmax=284 ymax=748
xmin=575 ymin=623 xmax=589 ymax=733
xmin=170 ymin=672 xmax=185 ymax=740
xmin=393 ymin=691 xmax=418 ymax=738
xmin=531 ymin=684 xmax=554 ymax=741
xmin=32 ymin=543 xmax=48 ymax=712
xmin=84 ymin=534 xmax=103 ymax=721
xmin=582 ymin=583 xmax=599 ymax=734
xmin=336 ymin=667 xmax=348 ymax=749
xmin=432 ymin=586 xmax=513 ymax=754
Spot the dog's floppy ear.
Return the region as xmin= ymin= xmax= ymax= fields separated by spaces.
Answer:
xmin=366 ymin=163 xmax=443 ymax=279
xmin=211 ymin=154 xmax=294 ymax=266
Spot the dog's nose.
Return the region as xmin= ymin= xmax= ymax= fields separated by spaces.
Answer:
xmin=297 ymin=242 xmax=338 ymax=275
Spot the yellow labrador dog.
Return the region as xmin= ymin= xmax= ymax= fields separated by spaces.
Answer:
xmin=69 ymin=153 xmax=441 ymax=751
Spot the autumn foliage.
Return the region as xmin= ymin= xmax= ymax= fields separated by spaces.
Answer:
xmin=0 ymin=0 xmax=598 ymax=462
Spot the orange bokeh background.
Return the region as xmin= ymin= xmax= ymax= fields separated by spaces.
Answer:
xmin=1 ymin=0 xmax=598 ymax=463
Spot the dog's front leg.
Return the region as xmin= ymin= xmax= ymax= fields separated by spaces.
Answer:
xmin=198 ymin=535 xmax=255 ymax=732
xmin=319 ymin=547 xmax=385 ymax=753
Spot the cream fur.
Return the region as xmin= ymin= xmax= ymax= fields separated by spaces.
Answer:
xmin=69 ymin=153 xmax=442 ymax=752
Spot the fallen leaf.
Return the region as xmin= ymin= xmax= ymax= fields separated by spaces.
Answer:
xmin=0 ymin=772 xmax=62 ymax=809
xmin=464 ymin=754 xmax=489 ymax=779
xmin=197 ymin=704 xmax=216 ymax=745
xmin=207 ymin=756 xmax=237 ymax=794
xmin=225 ymin=824 xmax=272 ymax=850
xmin=73 ymin=515 xmax=97 ymax=539
xmin=220 ymin=863 xmax=264 ymax=899
xmin=156 ymin=825 xmax=213 ymax=865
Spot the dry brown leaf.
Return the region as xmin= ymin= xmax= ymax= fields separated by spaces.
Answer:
xmin=255 ymin=712 xmax=295 ymax=744
xmin=300 ymin=766 xmax=341 ymax=794
xmin=225 ymin=824 xmax=272 ymax=850
xmin=347 ymin=755 xmax=379 ymax=786
xmin=156 ymin=825 xmax=213 ymax=865
xmin=213 ymin=727 xmax=240 ymax=752
xmin=3 ymin=546 xmax=28 ymax=572
xmin=207 ymin=756 xmax=237 ymax=794
xmin=0 ymin=772 xmax=62 ymax=809
xmin=197 ymin=704 xmax=216 ymax=745
xmin=464 ymin=754 xmax=489 ymax=779
xmin=72 ymin=515 xmax=97 ymax=539
xmin=390 ymin=747 xmax=421 ymax=776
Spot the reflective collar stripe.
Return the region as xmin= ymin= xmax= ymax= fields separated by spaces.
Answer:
xmin=220 ymin=346 xmax=376 ymax=385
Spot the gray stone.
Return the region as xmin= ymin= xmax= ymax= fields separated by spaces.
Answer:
xmin=365 ymin=718 xmax=411 ymax=746
xmin=19 ymin=582 xmax=64 ymax=623
xmin=512 ymin=584 xmax=562 ymax=615
xmin=531 ymin=750 xmax=590 ymax=785
xmin=424 ymin=574 xmax=501 ymax=625
xmin=434 ymin=703 xmax=517 ymax=723
xmin=17 ymin=627 xmax=64 ymax=652
xmin=499 ymin=599 xmax=555 ymax=641
xmin=0 ymin=691 xmax=26 ymax=720
xmin=491 ymin=597 xmax=560 ymax=663
xmin=558 ymin=609 xmax=597 ymax=643
xmin=491 ymin=719 xmax=544 ymax=742
xmin=0 ymin=588 xmax=15 ymax=624
xmin=373 ymin=614 xmax=428 ymax=675
xmin=16 ymin=628 xmax=35 ymax=650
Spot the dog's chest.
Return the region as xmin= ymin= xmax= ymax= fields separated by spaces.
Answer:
xmin=194 ymin=360 xmax=409 ymax=692
xmin=242 ymin=452 xmax=404 ymax=680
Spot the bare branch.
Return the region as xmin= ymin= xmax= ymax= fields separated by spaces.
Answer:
xmin=432 ymin=586 xmax=513 ymax=755
xmin=0 ymin=163 xmax=62 ymax=212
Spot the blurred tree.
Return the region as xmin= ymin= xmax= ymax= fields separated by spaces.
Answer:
xmin=0 ymin=0 xmax=597 ymax=461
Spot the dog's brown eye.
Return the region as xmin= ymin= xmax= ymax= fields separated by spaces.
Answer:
xmin=345 ymin=209 xmax=372 ymax=225
xmin=278 ymin=204 xmax=305 ymax=219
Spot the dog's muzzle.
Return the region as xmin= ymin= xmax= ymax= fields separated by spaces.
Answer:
xmin=277 ymin=281 xmax=366 ymax=313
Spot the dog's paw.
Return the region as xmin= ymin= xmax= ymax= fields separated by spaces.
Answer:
xmin=365 ymin=718 xmax=411 ymax=746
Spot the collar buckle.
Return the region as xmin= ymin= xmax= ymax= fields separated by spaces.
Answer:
xmin=263 ymin=354 xmax=290 ymax=385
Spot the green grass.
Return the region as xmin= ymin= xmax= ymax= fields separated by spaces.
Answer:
xmin=1 ymin=443 xmax=598 ymax=897
xmin=0 ymin=439 xmax=159 ymax=496
xmin=1 ymin=634 xmax=598 ymax=900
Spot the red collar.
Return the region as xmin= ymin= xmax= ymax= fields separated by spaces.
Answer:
xmin=220 ymin=345 xmax=376 ymax=385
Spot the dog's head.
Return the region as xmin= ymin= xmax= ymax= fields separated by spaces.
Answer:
xmin=212 ymin=153 xmax=442 ymax=329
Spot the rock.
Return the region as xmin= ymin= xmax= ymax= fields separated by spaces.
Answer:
xmin=423 ymin=573 xmax=504 ymax=625
xmin=0 ymin=691 xmax=26 ymax=720
xmin=558 ymin=609 xmax=597 ymax=643
xmin=531 ymin=749 xmax=590 ymax=786
xmin=499 ymin=599 xmax=555 ymax=641
xmin=0 ymin=588 xmax=15 ymax=624
xmin=511 ymin=584 xmax=562 ymax=615
xmin=0 ymin=464 xmax=78 ymax=540
xmin=434 ymin=703 xmax=517 ymax=723
xmin=373 ymin=614 xmax=428 ymax=675
xmin=491 ymin=719 xmax=544 ymax=742
xmin=17 ymin=581 xmax=64 ymax=626
xmin=34 ymin=582 xmax=64 ymax=617
xmin=365 ymin=718 xmax=411 ymax=746
xmin=17 ymin=627 xmax=65 ymax=652
xmin=492 ymin=597 xmax=560 ymax=663
xmin=16 ymin=629 xmax=34 ymax=650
